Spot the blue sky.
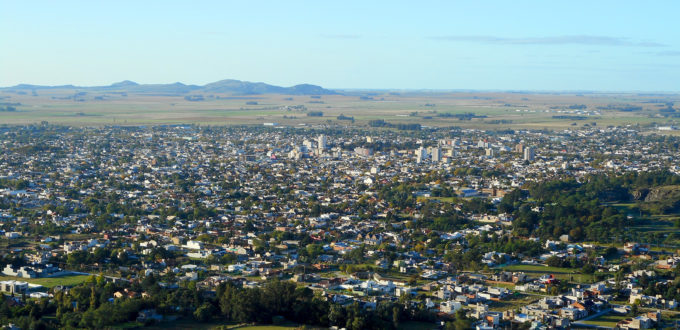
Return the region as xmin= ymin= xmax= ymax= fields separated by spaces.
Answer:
xmin=2 ymin=1 xmax=679 ymax=91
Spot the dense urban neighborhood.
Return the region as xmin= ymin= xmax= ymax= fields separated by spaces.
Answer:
xmin=1 ymin=123 xmax=680 ymax=329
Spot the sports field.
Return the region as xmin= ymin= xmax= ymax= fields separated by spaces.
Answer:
xmin=0 ymin=274 xmax=91 ymax=288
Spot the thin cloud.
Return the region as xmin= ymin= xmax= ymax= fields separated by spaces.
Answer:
xmin=656 ymin=50 xmax=680 ymax=56
xmin=320 ymin=34 xmax=361 ymax=39
xmin=430 ymin=35 xmax=666 ymax=47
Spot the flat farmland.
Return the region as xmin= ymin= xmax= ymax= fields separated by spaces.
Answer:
xmin=1 ymin=88 xmax=679 ymax=129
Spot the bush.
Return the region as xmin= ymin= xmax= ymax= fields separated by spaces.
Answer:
xmin=581 ymin=264 xmax=596 ymax=274
xmin=546 ymin=256 xmax=563 ymax=268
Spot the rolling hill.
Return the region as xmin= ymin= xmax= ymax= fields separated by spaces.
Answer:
xmin=1 ymin=79 xmax=336 ymax=95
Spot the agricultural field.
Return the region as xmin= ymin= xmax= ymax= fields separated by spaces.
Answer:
xmin=2 ymin=87 xmax=680 ymax=130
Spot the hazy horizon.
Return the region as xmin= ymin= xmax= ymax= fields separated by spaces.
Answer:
xmin=4 ymin=78 xmax=680 ymax=94
xmin=2 ymin=1 xmax=679 ymax=91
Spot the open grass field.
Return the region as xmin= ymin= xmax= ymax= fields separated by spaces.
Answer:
xmin=632 ymin=219 xmax=678 ymax=234
xmin=487 ymin=293 xmax=541 ymax=312
xmin=628 ymin=217 xmax=680 ymax=248
xmin=0 ymin=274 xmax=91 ymax=288
xmin=486 ymin=282 xmax=516 ymax=290
xmin=604 ymin=201 xmax=680 ymax=247
xmin=579 ymin=313 xmax=628 ymax=327
xmin=0 ymin=238 xmax=38 ymax=252
xmin=500 ymin=264 xmax=578 ymax=273
xmin=498 ymin=264 xmax=601 ymax=283
xmin=416 ymin=196 xmax=456 ymax=203
xmin=2 ymin=88 xmax=680 ymax=129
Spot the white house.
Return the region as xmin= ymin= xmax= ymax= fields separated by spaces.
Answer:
xmin=184 ymin=240 xmax=203 ymax=250
xmin=439 ymin=301 xmax=462 ymax=314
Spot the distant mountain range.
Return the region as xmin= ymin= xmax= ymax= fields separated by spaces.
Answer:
xmin=2 ymin=79 xmax=337 ymax=95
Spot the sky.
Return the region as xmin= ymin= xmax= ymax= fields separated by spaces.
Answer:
xmin=2 ymin=1 xmax=679 ymax=91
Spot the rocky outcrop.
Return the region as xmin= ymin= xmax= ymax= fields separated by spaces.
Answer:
xmin=643 ymin=186 xmax=680 ymax=202
xmin=632 ymin=188 xmax=649 ymax=201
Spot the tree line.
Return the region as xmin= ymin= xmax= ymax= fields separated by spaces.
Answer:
xmin=0 ymin=275 xmax=473 ymax=329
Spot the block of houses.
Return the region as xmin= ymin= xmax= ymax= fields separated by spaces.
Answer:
xmin=0 ymin=280 xmax=28 ymax=294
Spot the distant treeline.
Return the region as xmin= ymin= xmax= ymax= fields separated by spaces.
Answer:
xmin=0 ymin=106 xmax=17 ymax=112
xmin=567 ymin=104 xmax=587 ymax=110
xmin=306 ymin=111 xmax=323 ymax=117
xmin=553 ymin=115 xmax=589 ymax=120
xmin=597 ymin=104 xmax=643 ymax=112
xmin=50 ymin=92 xmax=87 ymax=101
xmin=485 ymin=119 xmax=513 ymax=124
xmin=436 ymin=112 xmax=487 ymax=120
xmin=336 ymin=114 xmax=354 ymax=121
xmin=368 ymin=119 xmax=421 ymax=130
xmin=550 ymin=104 xmax=587 ymax=110
xmin=503 ymin=103 xmax=528 ymax=108
xmin=0 ymin=276 xmax=450 ymax=330
xmin=215 ymin=96 xmax=264 ymax=100
xmin=184 ymin=95 xmax=204 ymax=102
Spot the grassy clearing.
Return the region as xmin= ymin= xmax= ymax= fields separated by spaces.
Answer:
xmin=416 ymin=196 xmax=456 ymax=203
xmin=487 ymin=293 xmax=540 ymax=312
xmin=580 ymin=313 xmax=627 ymax=327
xmin=0 ymin=274 xmax=91 ymax=288
xmin=488 ymin=282 xmax=516 ymax=290
xmin=627 ymin=217 xmax=680 ymax=247
xmin=498 ymin=264 xmax=600 ymax=283
xmin=500 ymin=264 xmax=576 ymax=273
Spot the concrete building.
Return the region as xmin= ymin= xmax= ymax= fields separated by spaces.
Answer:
xmin=416 ymin=147 xmax=427 ymax=163
xmin=430 ymin=147 xmax=441 ymax=162
xmin=0 ymin=280 xmax=28 ymax=294
xmin=354 ymin=147 xmax=372 ymax=157
xmin=317 ymin=134 xmax=327 ymax=150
